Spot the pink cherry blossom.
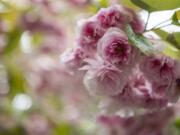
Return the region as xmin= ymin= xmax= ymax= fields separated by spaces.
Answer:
xmin=96 ymin=5 xmax=144 ymax=33
xmin=97 ymin=28 xmax=140 ymax=68
xmin=83 ymin=58 xmax=128 ymax=96
xmin=125 ymin=7 xmax=145 ymax=33
xmin=24 ymin=113 xmax=51 ymax=135
xmin=96 ymin=5 xmax=130 ymax=28
xmin=100 ymin=68 xmax=167 ymax=111
xmin=77 ymin=19 xmax=105 ymax=52
xmin=97 ymin=108 xmax=174 ymax=135
xmin=139 ymin=55 xmax=180 ymax=103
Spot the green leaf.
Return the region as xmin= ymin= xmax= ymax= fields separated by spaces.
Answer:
xmin=89 ymin=0 xmax=109 ymax=12
xmin=131 ymin=0 xmax=180 ymax=12
xmin=53 ymin=123 xmax=71 ymax=135
xmin=53 ymin=123 xmax=85 ymax=135
xmin=153 ymin=29 xmax=180 ymax=50
xmin=125 ymin=24 xmax=154 ymax=54
xmin=97 ymin=0 xmax=109 ymax=8
xmin=174 ymin=118 xmax=180 ymax=130
xmin=3 ymin=28 xmax=22 ymax=54
xmin=174 ymin=32 xmax=180 ymax=45
xmin=163 ymin=41 xmax=180 ymax=60
xmin=172 ymin=10 xmax=180 ymax=26
xmin=4 ymin=59 xmax=26 ymax=98
xmin=120 ymin=0 xmax=140 ymax=11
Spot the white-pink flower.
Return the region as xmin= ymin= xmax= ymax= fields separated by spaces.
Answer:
xmin=60 ymin=47 xmax=90 ymax=72
xmin=83 ymin=59 xmax=127 ymax=96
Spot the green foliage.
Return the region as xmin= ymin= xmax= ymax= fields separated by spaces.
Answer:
xmin=153 ymin=29 xmax=180 ymax=59
xmin=174 ymin=118 xmax=180 ymax=130
xmin=4 ymin=59 xmax=26 ymax=98
xmin=3 ymin=28 xmax=22 ymax=54
xmin=154 ymin=29 xmax=180 ymax=50
xmin=131 ymin=0 xmax=180 ymax=12
xmin=125 ymin=24 xmax=154 ymax=54
xmin=172 ymin=10 xmax=180 ymax=26
xmin=88 ymin=0 xmax=109 ymax=13
xmin=96 ymin=0 xmax=109 ymax=8
xmin=120 ymin=0 xmax=140 ymax=10
xmin=53 ymin=123 xmax=85 ymax=135
xmin=0 ymin=126 xmax=25 ymax=135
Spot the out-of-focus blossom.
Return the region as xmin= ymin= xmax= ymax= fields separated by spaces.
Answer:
xmin=20 ymin=13 xmax=66 ymax=53
xmin=39 ymin=34 xmax=66 ymax=54
xmin=30 ymin=0 xmax=61 ymax=15
xmin=20 ymin=14 xmax=64 ymax=36
xmin=24 ymin=113 xmax=51 ymax=135
xmin=68 ymin=0 xmax=90 ymax=7
xmin=0 ymin=35 xmax=6 ymax=54
xmin=0 ymin=65 xmax=9 ymax=96
xmin=60 ymin=47 xmax=91 ymax=73
xmin=27 ymin=56 xmax=65 ymax=94
xmin=97 ymin=108 xmax=174 ymax=135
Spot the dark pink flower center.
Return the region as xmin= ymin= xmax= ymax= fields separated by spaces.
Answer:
xmin=105 ymin=39 xmax=131 ymax=64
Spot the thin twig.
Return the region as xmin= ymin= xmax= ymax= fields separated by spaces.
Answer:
xmin=145 ymin=12 xmax=150 ymax=31
xmin=144 ymin=24 xmax=172 ymax=33
xmin=153 ymin=19 xmax=171 ymax=29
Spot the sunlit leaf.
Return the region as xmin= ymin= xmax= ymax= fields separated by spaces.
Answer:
xmin=163 ymin=41 xmax=180 ymax=60
xmin=174 ymin=32 xmax=180 ymax=45
xmin=120 ymin=0 xmax=140 ymax=10
xmin=88 ymin=0 xmax=109 ymax=13
xmin=153 ymin=29 xmax=180 ymax=50
xmin=125 ymin=24 xmax=154 ymax=54
xmin=97 ymin=0 xmax=109 ymax=8
xmin=131 ymin=0 xmax=180 ymax=12
xmin=172 ymin=10 xmax=180 ymax=26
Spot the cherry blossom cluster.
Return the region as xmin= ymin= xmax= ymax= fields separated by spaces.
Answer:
xmin=60 ymin=4 xmax=180 ymax=134
xmin=61 ymin=4 xmax=180 ymax=111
